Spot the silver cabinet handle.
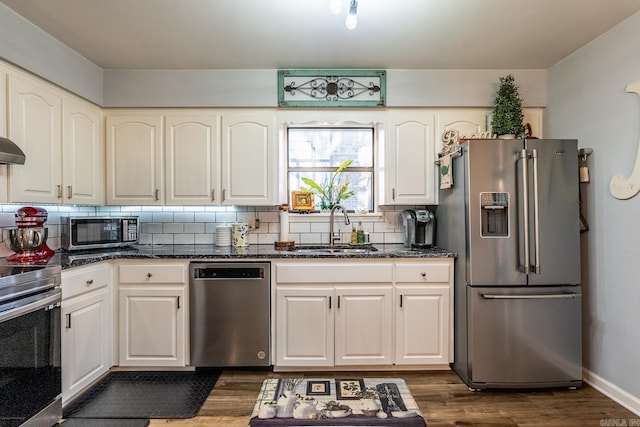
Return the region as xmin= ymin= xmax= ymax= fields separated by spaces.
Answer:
xmin=392 ymin=188 xmax=395 ymax=201
xmin=211 ymin=189 xmax=215 ymax=202
xmin=177 ymin=296 xmax=180 ymax=309
xmin=400 ymin=294 xmax=403 ymax=307
xmin=57 ymin=184 xmax=62 ymax=199
xmin=328 ymin=296 xmax=332 ymax=310
xmin=66 ymin=313 xmax=71 ymax=329
xmin=155 ymin=189 xmax=159 ymax=201
xmin=222 ymin=189 xmax=226 ymax=202
xmin=67 ymin=185 xmax=72 ymax=199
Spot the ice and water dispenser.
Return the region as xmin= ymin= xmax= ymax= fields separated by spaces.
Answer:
xmin=480 ymin=192 xmax=509 ymax=237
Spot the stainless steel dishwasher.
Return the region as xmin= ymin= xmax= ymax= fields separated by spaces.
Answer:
xmin=189 ymin=262 xmax=270 ymax=367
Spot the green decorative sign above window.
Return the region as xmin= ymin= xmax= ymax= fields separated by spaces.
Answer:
xmin=278 ymin=69 xmax=386 ymax=107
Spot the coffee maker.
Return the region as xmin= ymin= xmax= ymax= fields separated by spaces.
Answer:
xmin=400 ymin=209 xmax=436 ymax=248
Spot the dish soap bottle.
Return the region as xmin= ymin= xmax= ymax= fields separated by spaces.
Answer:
xmin=357 ymin=222 xmax=365 ymax=244
xmin=351 ymin=225 xmax=357 ymax=244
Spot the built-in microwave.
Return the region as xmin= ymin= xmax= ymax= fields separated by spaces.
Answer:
xmin=61 ymin=216 xmax=139 ymax=251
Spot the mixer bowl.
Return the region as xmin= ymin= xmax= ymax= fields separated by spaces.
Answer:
xmin=5 ymin=227 xmax=48 ymax=252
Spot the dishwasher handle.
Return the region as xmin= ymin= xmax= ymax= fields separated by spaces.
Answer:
xmin=193 ymin=266 xmax=265 ymax=280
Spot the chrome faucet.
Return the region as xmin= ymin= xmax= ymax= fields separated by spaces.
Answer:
xmin=329 ymin=204 xmax=350 ymax=246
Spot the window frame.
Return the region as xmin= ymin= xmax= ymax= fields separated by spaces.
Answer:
xmin=285 ymin=123 xmax=378 ymax=213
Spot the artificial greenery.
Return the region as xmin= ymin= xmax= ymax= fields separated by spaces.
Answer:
xmin=490 ymin=74 xmax=525 ymax=137
xmin=301 ymin=159 xmax=355 ymax=210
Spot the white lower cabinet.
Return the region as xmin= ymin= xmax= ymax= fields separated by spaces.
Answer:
xmin=275 ymin=262 xmax=393 ymax=367
xmin=274 ymin=259 xmax=452 ymax=369
xmin=117 ymin=262 xmax=187 ymax=367
xmin=61 ymin=263 xmax=112 ymax=405
xmin=276 ymin=287 xmax=334 ymax=367
xmin=394 ymin=261 xmax=453 ymax=365
xmin=334 ymin=286 xmax=393 ymax=366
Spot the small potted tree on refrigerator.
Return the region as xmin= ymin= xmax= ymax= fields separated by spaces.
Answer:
xmin=491 ymin=74 xmax=525 ymax=138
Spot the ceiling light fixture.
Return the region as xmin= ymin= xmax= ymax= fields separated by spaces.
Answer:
xmin=329 ymin=0 xmax=342 ymax=15
xmin=345 ymin=0 xmax=358 ymax=30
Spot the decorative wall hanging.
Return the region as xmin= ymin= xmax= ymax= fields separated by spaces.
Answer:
xmin=278 ymin=69 xmax=386 ymax=107
xmin=610 ymin=80 xmax=640 ymax=199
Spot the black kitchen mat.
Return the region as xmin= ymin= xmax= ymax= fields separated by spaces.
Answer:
xmin=63 ymin=370 xmax=219 ymax=419
xmin=62 ymin=419 xmax=149 ymax=426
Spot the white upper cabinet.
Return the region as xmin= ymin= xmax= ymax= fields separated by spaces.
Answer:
xmin=165 ymin=114 xmax=220 ymax=205
xmin=106 ymin=110 xmax=276 ymax=206
xmin=435 ymin=109 xmax=488 ymax=155
xmin=8 ymin=72 xmax=63 ymax=203
xmin=523 ymin=108 xmax=544 ymax=139
xmin=62 ymin=95 xmax=104 ymax=205
xmin=221 ymin=111 xmax=277 ymax=205
xmin=384 ymin=110 xmax=436 ymax=205
xmin=106 ymin=112 xmax=163 ymax=205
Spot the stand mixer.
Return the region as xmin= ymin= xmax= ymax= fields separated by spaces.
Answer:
xmin=6 ymin=207 xmax=55 ymax=263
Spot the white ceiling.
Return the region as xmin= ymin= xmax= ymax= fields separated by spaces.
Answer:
xmin=2 ymin=0 xmax=640 ymax=70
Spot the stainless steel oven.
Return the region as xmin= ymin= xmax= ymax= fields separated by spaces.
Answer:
xmin=0 ymin=264 xmax=62 ymax=427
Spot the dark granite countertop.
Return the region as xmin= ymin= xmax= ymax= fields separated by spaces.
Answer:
xmin=57 ymin=244 xmax=456 ymax=270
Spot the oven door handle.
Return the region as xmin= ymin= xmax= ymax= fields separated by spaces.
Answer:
xmin=0 ymin=290 xmax=61 ymax=323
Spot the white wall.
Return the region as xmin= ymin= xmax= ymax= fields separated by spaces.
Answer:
xmin=102 ymin=68 xmax=547 ymax=108
xmin=547 ymin=11 xmax=640 ymax=410
xmin=0 ymin=4 xmax=103 ymax=104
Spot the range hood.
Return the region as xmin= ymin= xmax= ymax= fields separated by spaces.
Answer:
xmin=0 ymin=137 xmax=26 ymax=164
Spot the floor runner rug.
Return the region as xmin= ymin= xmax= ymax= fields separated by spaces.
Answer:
xmin=61 ymin=418 xmax=149 ymax=426
xmin=63 ymin=370 xmax=219 ymax=419
xmin=249 ymin=378 xmax=427 ymax=426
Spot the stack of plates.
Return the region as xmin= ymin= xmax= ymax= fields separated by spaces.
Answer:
xmin=215 ymin=225 xmax=231 ymax=247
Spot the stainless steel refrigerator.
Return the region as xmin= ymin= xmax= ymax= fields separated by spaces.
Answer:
xmin=436 ymin=138 xmax=582 ymax=390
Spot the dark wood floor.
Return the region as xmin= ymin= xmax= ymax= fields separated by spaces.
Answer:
xmin=148 ymin=369 xmax=638 ymax=426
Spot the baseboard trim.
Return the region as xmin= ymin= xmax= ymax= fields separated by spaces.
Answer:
xmin=583 ymin=368 xmax=640 ymax=416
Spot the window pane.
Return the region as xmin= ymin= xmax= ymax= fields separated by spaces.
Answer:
xmin=289 ymin=171 xmax=373 ymax=211
xmin=288 ymin=128 xmax=373 ymax=168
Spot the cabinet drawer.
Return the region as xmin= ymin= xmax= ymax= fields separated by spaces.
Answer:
xmin=276 ymin=263 xmax=392 ymax=284
xmin=62 ymin=263 xmax=111 ymax=299
xmin=119 ymin=264 xmax=186 ymax=284
xmin=395 ymin=262 xmax=450 ymax=283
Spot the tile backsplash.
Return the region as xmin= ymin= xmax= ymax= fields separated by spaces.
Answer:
xmin=0 ymin=204 xmax=429 ymax=250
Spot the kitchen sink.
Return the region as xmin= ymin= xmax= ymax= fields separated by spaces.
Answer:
xmin=288 ymin=245 xmax=378 ymax=255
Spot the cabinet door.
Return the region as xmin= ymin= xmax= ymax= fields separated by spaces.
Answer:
xmin=8 ymin=73 xmax=62 ymax=203
xmin=275 ymin=287 xmax=334 ymax=367
xmin=62 ymin=288 xmax=111 ymax=404
xmin=435 ymin=110 xmax=488 ymax=155
xmin=63 ymin=96 xmax=104 ymax=205
xmin=165 ymin=114 xmax=220 ymax=205
xmin=386 ymin=111 xmax=436 ymax=204
xmin=221 ymin=111 xmax=276 ymax=205
xmin=395 ymin=286 xmax=450 ymax=365
xmin=523 ymin=108 xmax=544 ymax=139
xmin=119 ymin=287 xmax=185 ymax=366
xmin=334 ymin=286 xmax=393 ymax=366
xmin=106 ymin=114 xmax=163 ymax=205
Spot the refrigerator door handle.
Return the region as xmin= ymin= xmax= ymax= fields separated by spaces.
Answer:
xmin=481 ymin=293 xmax=579 ymax=300
xmin=519 ymin=148 xmax=530 ymax=273
xmin=531 ymin=148 xmax=541 ymax=274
